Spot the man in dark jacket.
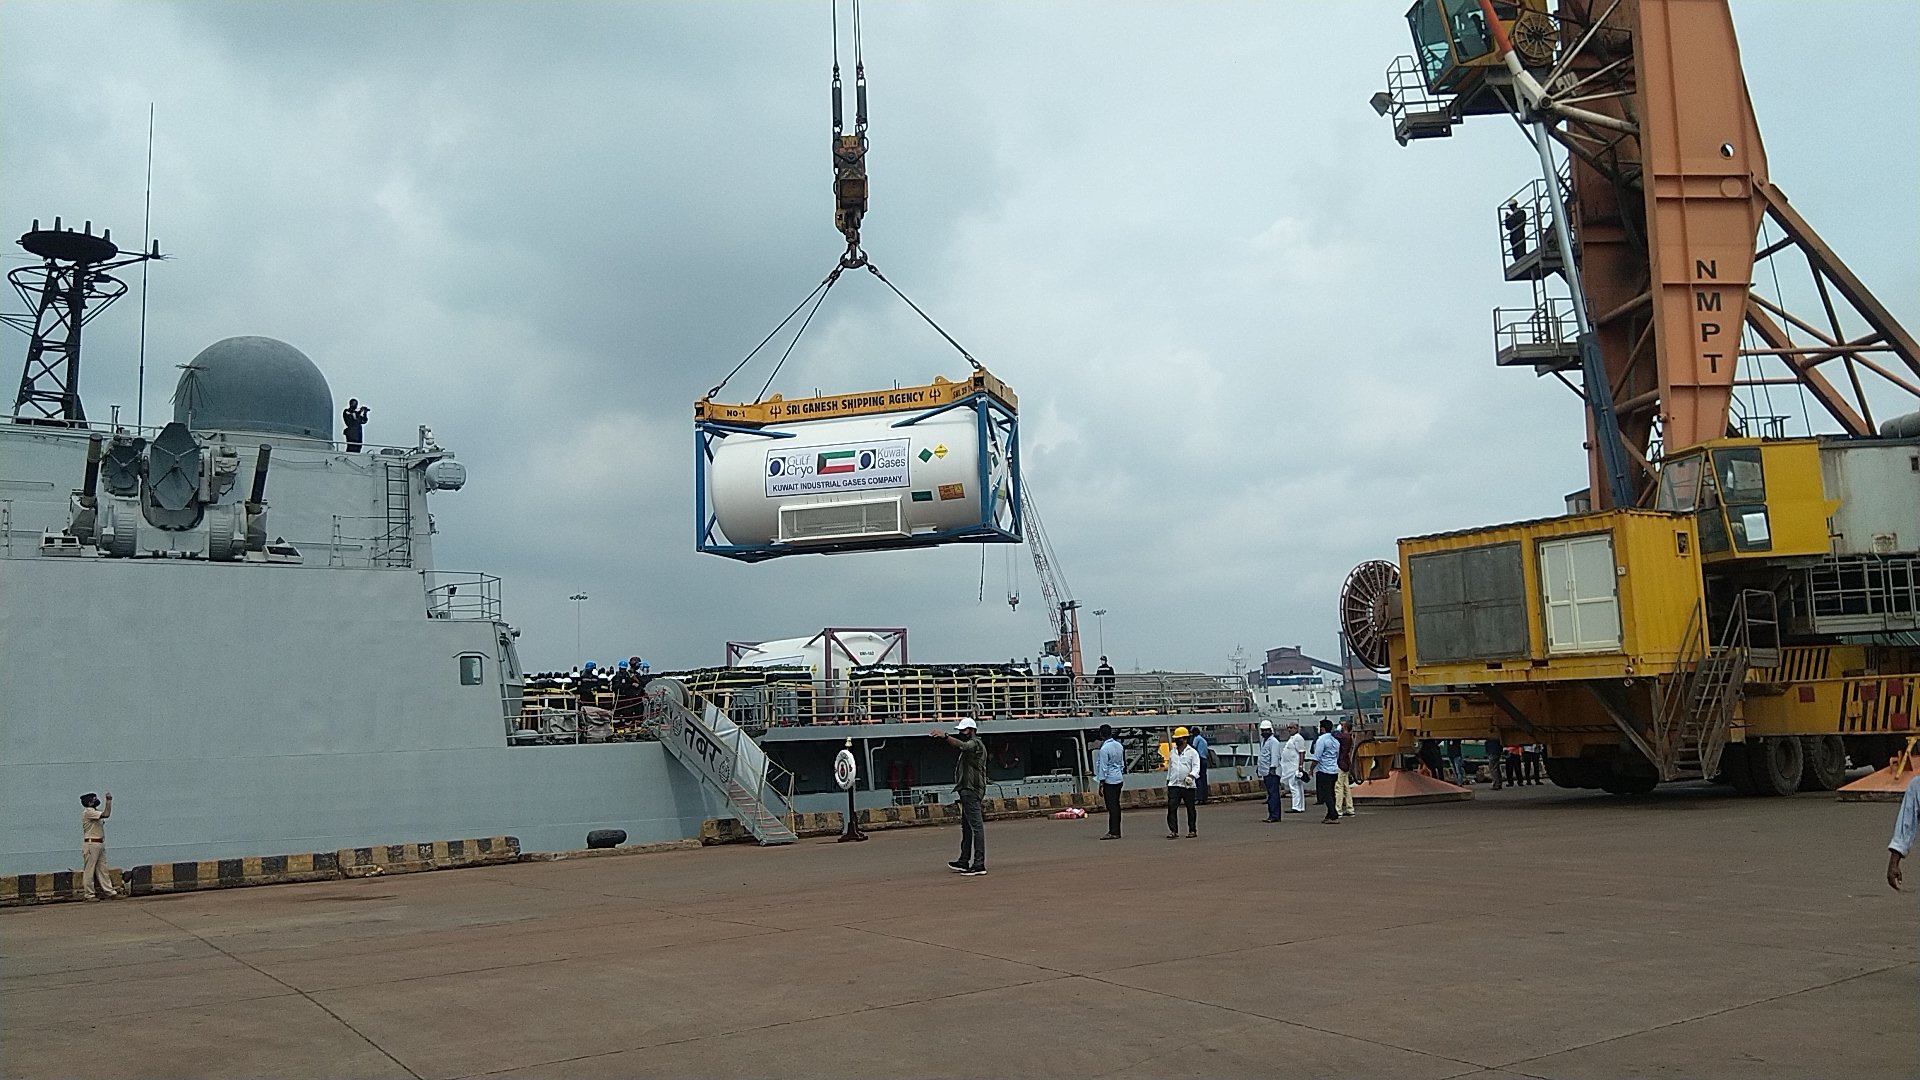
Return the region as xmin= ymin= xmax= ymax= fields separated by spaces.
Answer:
xmin=931 ymin=716 xmax=989 ymax=875
xmin=342 ymin=399 xmax=369 ymax=452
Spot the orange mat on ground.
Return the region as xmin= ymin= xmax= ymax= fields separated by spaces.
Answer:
xmin=1352 ymin=770 xmax=1473 ymax=804
xmin=1837 ymin=738 xmax=1919 ymax=802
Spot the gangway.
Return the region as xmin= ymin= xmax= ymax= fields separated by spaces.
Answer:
xmin=644 ymin=684 xmax=798 ymax=845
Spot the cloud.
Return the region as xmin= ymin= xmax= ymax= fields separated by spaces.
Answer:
xmin=3 ymin=0 xmax=1915 ymax=675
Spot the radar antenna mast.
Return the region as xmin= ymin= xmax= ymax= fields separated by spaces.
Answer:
xmin=6 ymin=218 xmax=161 ymax=426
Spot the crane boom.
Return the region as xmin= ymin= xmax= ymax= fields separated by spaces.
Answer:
xmin=1019 ymin=480 xmax=1081 ymax=674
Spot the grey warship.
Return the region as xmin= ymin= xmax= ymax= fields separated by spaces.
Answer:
xmin=0 ymin=223 xmax=730 ymax=875
xmin=1 ymin=222 xmax=1256 ymax=876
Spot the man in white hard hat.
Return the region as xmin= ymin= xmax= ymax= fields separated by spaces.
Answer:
xmin=1165 ymin=727 xmax=1201 ymax=839
xmin=931 ymin=717 xmax=988 ymax=875
xmin=1257 ymin=721 xmax=1284 ymax=822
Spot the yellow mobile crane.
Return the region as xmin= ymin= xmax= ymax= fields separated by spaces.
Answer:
xmin=1342 ymin=0 xmax=1920 ymax=796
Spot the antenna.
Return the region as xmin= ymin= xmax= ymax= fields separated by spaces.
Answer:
xmin=3 ymin=219 xmax=159 ymax=425
xmin=137 ymin=103 xmax=155 ymax=429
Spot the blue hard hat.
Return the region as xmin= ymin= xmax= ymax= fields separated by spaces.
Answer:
xmin=583 ymin=661 xmax=596 ymax=670
xmin=618 ymin=660 xmax=629 ymax=669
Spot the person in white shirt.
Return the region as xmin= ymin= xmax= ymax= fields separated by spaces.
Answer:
xmin=79 ymin=792 xmax=120 ymax=900
xmin=1282 ymin=723 xmax=1309 ymax=813
xmin=1256 ymin=721 xmax=1284 ymax=822
xmin=1889 ymin=773 xmax=1919 ymax=891
xmin=1165 ymin=727 xmax=1201 ymax=839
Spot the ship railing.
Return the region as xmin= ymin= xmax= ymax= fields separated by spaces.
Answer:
xmin=736 ymin=671 xmax=1253 ymax=727
xmin=508 ymin=674 xmax=1256 ymax=744
xmin=507 ymin=689 xmax=669 ymax=745
xmin=421 ymin=570 xmax=501 ymax=621
xmin=1 ymin=415 xmax=435 ymax=455
xmin=327 ymin=514 xmax=412 ymax=569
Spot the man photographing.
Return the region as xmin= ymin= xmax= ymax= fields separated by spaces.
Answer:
xmin=931 ymin=717 xmax=988 ymax=875
xmin=79 ymin=792 xmax=120 ymax=900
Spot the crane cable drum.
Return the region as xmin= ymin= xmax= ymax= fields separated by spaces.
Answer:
xmin=693 ymin=0 xmax=1024 ymax=563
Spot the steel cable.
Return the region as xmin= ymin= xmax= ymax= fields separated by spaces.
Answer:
xmin=705 ymin=265 xmax=843 ymax=400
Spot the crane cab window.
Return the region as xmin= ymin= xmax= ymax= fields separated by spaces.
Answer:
xmin=1406 ymin=0 xmax=1509 ymax=89
xmin=1655 ymin=454 xmax=1706 ymax=512
xmin=1712 ymin=448 xmax=1771 ymax=553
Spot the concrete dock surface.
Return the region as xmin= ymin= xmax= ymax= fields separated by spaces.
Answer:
xmin=4 ymin=782 xmax=1914 ymax=1079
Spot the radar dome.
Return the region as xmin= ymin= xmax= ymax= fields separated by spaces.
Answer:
xmin=172 ymin=336 xmax=334 ymax=442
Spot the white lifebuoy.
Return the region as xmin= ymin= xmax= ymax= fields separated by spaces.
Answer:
xmin=833 ymin=748 xmax=858 ymax=791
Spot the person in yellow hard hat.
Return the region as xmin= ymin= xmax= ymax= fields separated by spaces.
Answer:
xmin=1165 ymin=727 xmax=1201 ymax=839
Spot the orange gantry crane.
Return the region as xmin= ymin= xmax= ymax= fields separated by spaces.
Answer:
xmin=1345 ymin=0 xmax=1920 ymax=797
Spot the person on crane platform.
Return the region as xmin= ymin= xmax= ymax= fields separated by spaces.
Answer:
xmin=1503 ymin=199 xmax=1527 ymax=261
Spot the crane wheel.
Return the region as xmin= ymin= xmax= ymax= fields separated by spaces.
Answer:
xmin=1745 ymin=736 xmax=1804 ymax=797
xmin=1797 ymin=735 xmax=1847 ymax=791
xmin=1719 ymin=744 xmax=1759 ymax=795
xmin=1545 ymin=757 xmax=1604 ymax=789
xmin=1601 ymin=767 xmax=1658 ymax=796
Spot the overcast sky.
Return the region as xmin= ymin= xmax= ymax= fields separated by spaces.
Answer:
xmin=3 ymin=1 xmax=1916 ymax=674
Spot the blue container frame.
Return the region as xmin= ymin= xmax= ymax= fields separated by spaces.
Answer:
xmin=696 ymin=391 xmax=1023 ymax=562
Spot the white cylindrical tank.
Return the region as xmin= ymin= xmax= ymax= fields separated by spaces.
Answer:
xmin=708 ymin=408 xmax=1010 ymax=547
xmin=731 ymin=630 xmax=900 ymax=674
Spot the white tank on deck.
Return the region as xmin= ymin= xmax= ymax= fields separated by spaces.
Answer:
xmin=708 ymin=409 xmax=1010 ymax=547
xmin=731 ymin=630 xmax=900 ymax=674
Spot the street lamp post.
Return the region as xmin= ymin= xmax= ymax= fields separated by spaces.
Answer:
xmin=1091 ymin=609 xmax=1109 ymax=656
xmin=568 ymin=592 xmax=589 ymax=661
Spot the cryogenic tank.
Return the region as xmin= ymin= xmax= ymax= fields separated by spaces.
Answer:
xmin=695 ymin=371 xmax=1022 ymax=560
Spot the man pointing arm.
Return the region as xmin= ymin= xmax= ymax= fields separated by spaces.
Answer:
xmin=1890 ymin=773 xmax=1919 ymax=891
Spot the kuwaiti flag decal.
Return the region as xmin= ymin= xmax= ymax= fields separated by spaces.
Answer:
xmin=817 ymin=449 xmax=859 ymax=475
xmin=765 ymin=439 xmax=911 ymax=497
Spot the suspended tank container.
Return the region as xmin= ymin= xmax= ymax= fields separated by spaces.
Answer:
xmin=695 ymin=370 xmax=1021 ymax=561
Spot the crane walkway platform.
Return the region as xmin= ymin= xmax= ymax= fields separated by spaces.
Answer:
xmin=3 ymin=783 xmax=1910 ymax=1079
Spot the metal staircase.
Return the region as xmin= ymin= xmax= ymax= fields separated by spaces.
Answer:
xmin=645 ymin=689 xmax=797 ymax=845
xmin=1652 ymin=590 xmax=1779 ymax=780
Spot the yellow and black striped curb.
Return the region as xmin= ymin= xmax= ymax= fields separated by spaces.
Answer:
xmin=337 ymin=837 xmax=521 ymax=878
xmin=1 ymin=836 xmax=520 ymax=906
xmin=521 ymin=839 xmax=704 ymax=862
xmin=1 ymin=870 xmax=132 ymax=906
xmin=128 ymin=852 xmax=341 ymax=895
xmin=703 ymin=781 xmax=1268 ymax=843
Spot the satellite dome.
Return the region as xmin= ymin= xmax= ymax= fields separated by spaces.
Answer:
xmin=172 ymin=336 xmax=334 ymax=442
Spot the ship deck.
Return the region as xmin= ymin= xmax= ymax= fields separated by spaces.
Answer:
xmin=3 ymin=783 xmax=1913 ymax=1079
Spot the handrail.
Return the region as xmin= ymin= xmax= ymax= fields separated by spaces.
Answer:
xmin=663 ymin=669 xmax=1253 ymax=728
xmin=509 ymin=672 xmax=1256 ymax=747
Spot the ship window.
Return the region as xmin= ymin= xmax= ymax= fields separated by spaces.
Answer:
xmin=459 ymin=654 xmax=484 ymax=686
